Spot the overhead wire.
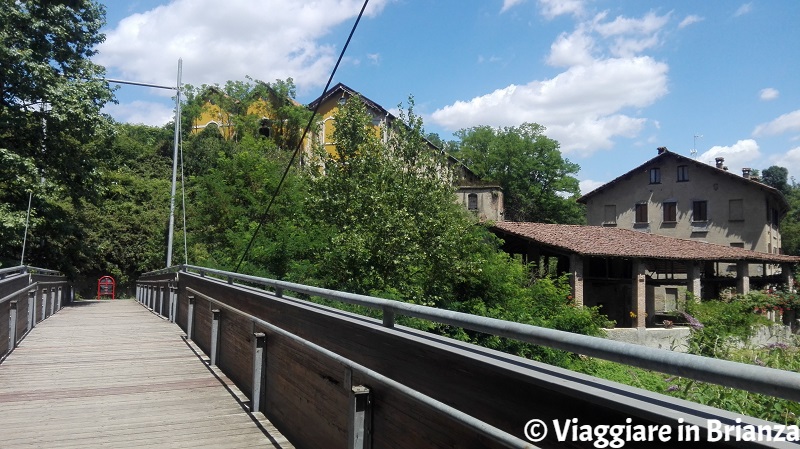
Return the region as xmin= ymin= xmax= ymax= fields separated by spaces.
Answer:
xmin=233 ymin=0 xmax=371 ymax=273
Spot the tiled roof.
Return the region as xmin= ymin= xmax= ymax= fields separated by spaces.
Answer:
xmin=492 ymin=221 xmax=800 ymax=263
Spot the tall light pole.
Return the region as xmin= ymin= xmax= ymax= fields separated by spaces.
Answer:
xmin=106 ymin=58 xmax=183 ymax=268
xmin=166 ymin=59 xmax=182 ymax=268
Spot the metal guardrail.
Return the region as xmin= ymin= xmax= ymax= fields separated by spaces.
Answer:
xmin=0 ymin=266 xmax=63 ymax=278
xmin=1 ymin=268 xmax=71 ymax=364
xmin=183 ymin=286 xmax=533 ymax=449
xmin=143 ymin=264 xmax=800 ymax=403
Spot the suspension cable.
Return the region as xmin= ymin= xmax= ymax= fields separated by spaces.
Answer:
xmin=233 ymin=0 xmax=371 ymax=273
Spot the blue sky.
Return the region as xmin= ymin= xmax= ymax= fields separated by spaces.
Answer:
xmin=96 ymin=1 xmax=800 ymax=194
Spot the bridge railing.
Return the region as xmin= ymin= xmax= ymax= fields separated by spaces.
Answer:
xmin=138 ymin=265 xmax=798 ymax=449
xmin=0 ymin=266 xmax=71 ymax=363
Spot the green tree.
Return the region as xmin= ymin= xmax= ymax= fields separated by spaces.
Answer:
xmin=303 ymin=97 xmax=606 ymax=351
xmin=762 ymin=165 xmax=790 ymax=196
xmin=0 ymin=0 xmax=114 ymax=268
xmin=453 ymin=123 xmax=584 ymax=224
xmin=781 ymin=185 xmax=800 ymax=256
xmin=758 ymin=165 xmax=799 ymax=256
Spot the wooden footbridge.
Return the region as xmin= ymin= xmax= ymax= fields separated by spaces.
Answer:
xmin=2 ymin=265 xmax=799 ymax=448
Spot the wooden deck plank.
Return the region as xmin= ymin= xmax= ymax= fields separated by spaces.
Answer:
xmin=0 ymin=300 xmax=294 ymax=449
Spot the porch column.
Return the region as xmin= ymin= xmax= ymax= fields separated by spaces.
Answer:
xmin=632 ymin=259 xmax=646 ymax=328
xmin=569 ymin=254 xmax=584 ymax=307
xmin=736 ymin=261 xmax=750 ymax=295
xmin=687 ymin=261 xmax=702 ymax=302
xmin=782 ymin=263 xmax=795 ymax=292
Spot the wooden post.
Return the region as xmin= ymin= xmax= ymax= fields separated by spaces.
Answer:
xmin=187 ymin=295 xmax=195 ymax=340
xmin=348 ymin=385 xmax=372 ymax=449
xmin=251 ymin=332 xmax=266 ymax=413
xmin=9 ymin=300 xmax=18 ymax=351
xmin=210 ymin=309 xmax=221 ymax=366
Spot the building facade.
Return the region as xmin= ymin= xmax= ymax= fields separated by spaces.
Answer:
xmin=578 ymin=147 xmax=788 ymax=260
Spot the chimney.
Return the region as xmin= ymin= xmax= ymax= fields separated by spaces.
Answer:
xmin=657 ymin=147 xmax=668 ymax=155
xmin=742 ymin=168 xmax=751 ymax=179
xmin=715 ymin=157 xmax=725 ymax=169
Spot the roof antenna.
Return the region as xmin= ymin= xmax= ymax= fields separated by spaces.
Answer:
xmin=691 ymin=134 xmax=703 ymax=159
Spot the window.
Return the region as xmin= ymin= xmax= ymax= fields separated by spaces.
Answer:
xmin=692 ymin=200 xmax=708 ymax=221
xmin=258 ymin=118 xmax=273 ymax=138
xmin=635 ymin=203 xmax=648 ymax=223
xmin=467 ymin=193 xmax=478 ymax=211
xmin=663 ymin=201 xmax=677 ymax=222
xmin=603 ymin=205 xmax=616 ymax=225
xmin=649 ymin=167 xmax=661 ymax=184
xmin=729 ymin=199 xmax=744 ymax=221
xmin=677 ymin=165 xmax=689 ymax=182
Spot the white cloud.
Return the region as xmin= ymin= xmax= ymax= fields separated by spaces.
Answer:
xmin=537 ymin=0 xmax=585 ymax=19
xmin=753 ymin=110 xmax=800 ymax=136
xmin=432 ymin=7 xmax=672 ymax=156
xmin=95 ymin=0 xmax=390 ymax=94
xmin=759 ymin=88 xmax=779 ymax=101
xmin=104 ymin=100 xmax=175 ymax=127
xmin=500 ymin=0 xmax=527 ymax=13
xmin=547 ymin=29 xmax=594 ymax=67
xmin=367 ymin=53 xmax=381 ymax=65
xmin=593 ymin=11 xmax=671 ymax=38
xmin=678 ymin=15 xmax=703 ymax=29
xmin=697 ymin=139 xmax=761 ymax=174
xmin=734 ymin=3 xmax=753 ymax=17
xmin=579 ymin=179 xmax=605 ymax=195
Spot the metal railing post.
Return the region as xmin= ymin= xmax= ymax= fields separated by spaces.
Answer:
xmin=56 ymin=287 xmax=62 ymax=312
xmin=251 ymin=332 xmax=266 ymax=413
xmin=158 ymin=286 xmax=164 ymax=317
xmin=348 ymin=385 xmax=372 ymax=449
xmin=49 ymin=287 xmax=55 ymax=317
xmin=186 ymin=295 xmax=195 ymax=340
xmin=9 ymin=300 xmax=18 ymax=351
xmin=40 ymin=288 xmax=47 ymax=321
xmin=382 ymin=307 xmax=395 ymax=328
xmin=168 ymin=285 xmax=175 ymax=323
xmin=28 ymin=290 xmax=35 ymax=330
xmin=210 ymin=309 xmax=221 ymax=366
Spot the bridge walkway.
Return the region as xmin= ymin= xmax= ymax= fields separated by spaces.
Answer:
xmin=0 ymin=299 xmax=294 ymax=449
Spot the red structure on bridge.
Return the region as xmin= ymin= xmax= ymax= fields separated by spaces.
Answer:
xmin=97 ymin=276 xmax=115 ymax=300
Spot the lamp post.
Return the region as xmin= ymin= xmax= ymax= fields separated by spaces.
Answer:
xmin=106 ymin=58 xmax=183 ymax=268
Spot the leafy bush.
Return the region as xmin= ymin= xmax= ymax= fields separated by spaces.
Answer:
xmin=683 ymin=294 xmax=768 ymax=356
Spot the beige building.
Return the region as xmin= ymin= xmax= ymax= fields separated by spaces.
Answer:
xmin=579 ymin=147 xmax=788 ymax=265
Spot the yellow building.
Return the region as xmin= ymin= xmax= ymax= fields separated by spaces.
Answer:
xmin=190 ymin=85 xmax=294 ymax=141
xmin=191 ymin=82 xmax=504 ymax=221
